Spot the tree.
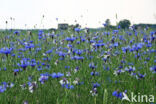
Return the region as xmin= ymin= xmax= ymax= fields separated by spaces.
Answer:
xmin=104 ymin=19 xmax=111 ymax=30
xmin=105 ymin=19 xmax=111 ymax=26
xmin=118 ymin=19 xmax=131 ymax=29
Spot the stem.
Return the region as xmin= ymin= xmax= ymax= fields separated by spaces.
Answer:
xmin=103 ymin=89 xmax=108 ymax=104
xmin=94 ymin=97 xmax=96 ymax=104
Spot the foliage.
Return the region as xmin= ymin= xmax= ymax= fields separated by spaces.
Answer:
xmin=118 ymin=19 xmax=131 ymax=29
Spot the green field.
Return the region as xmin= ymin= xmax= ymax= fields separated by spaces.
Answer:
xmin=0 ymin=28 xmax=155 ymax=104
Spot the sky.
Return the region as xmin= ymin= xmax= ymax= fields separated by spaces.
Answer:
xmin=0 ymin=0 xmax=156 ymax=29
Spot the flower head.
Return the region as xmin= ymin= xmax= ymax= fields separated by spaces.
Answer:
xmin=51 ymin=72 xmax=64 ymax=78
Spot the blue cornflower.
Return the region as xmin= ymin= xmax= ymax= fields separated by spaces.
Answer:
xmin=150 ymin=66 xmax=156 ymax=73
xmin=95 ymin=43 xmax=101 ymax=48
xmin=30 ymin=62 xmax=36 ymax=67
xmin=103 ymin=23 xmax=107 ymax=27
xmin=38 ymin=30 xmax=44 ymax=36
xmin=43 ymin=57 xmax=51 ymax=61
xmin=93 ymin=83 xmax=100 ymax=88
xmin=39 ymin=75 xmax=49 ymax=84
xmin=137 ymin=73 xmax=146 ymax=79
xmin=57 ymin=51 xmax=67 ymax=57
xmin=125 ymin=66 xmax=135 ymax=73
xmin=62 ymin=84 xmax=74 ymax=89
xmin=122 ymin=46 xmax=130 ymax=53
xmin=114 ymin=42 xmax=118 ymax=47
xmin=65 ymin=66 xmax=70 ymax=69
xmin=37 ymin=66 xmax=42 ymax=71
xmin=75 ymin=50 xmax=83 ymax=56
xmin=0 ymin=86 xmax=6 ymax=93
xmin=13 ymin=31 xmax=20 ymax=35
xmin=14 ymin=69 xmax=19 ymax=73
xmin=51 ymin=72 xmax=64 ymax=78
xmin=66 ymin=37 xmax=76 ymax=43
xmin=74 ymin=28 xmax=81 ymax=32
xmin=71 ymin=56 xmax=84 ymax=61
xmin=0 ymin=82 xmax=14 ymax=93
xmin=76 ymin=41 xmax=80 ymax=44
xmin=103 ymin=66 xmax=110 ymax=71
xmin=81 ymin=38 xmax=85 ymax=42
xmin=113 ymin=69 xmax=125 ymax=76
xmin=11 ymin=53 xmax=15 ymax=57
xmin=112 ymin=91 xmax=118 ymax=96
xmin=67 ymin=44 xmax=73 ymax=48
xmin=74 ymin=66 xmax=80 ymax=73
xmin=41 ymin=62 xmax=46 ymax=66
xmin=25 ymin=43 xmax=35 ymax=50
xmin=17 ymin=58 xmax=30 ymax=70
xmin=0 ymin=47 xmax=13 ymax=56
xmin=89 ymin=62 xmax=97 ymax=69
xmin=112 ymin=91 xmax=123 ymax=99
xmin=90 ymin=71 xmax=99 ymax=76
xmin=28 ymin=76 xmax=33 ymax=81
xmin=113 ymin=30 xmax=119 ymax=34
xmin=118 ymin=25 xmax=120 ymax=29
xmin=36 ymin=48 xmax=42 ymax=52
xmin=46 ymin=49 xmax=53 ymax=54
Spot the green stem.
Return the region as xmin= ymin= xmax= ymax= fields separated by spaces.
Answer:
xmin=94 ymin=97 xmax=96 ymax=104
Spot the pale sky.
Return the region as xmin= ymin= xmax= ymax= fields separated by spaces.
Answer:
xmin=0 ymin=0 xmax=156 ymax=29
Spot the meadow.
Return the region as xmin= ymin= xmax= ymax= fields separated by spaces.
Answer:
xmin=0 ymin=27 xmax=155 ymax=104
